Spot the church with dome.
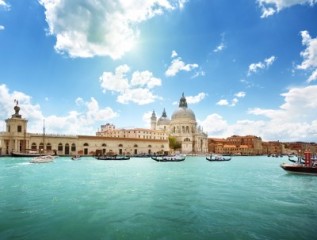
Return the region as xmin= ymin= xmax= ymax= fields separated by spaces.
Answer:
xmin=0 ymin=94 xmax=208 ymax=156
xmin=151 ymin=93 xmax=208 ymax=154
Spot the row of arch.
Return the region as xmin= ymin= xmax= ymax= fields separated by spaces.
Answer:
xmin=171 ymin=125 xmax=196 ymax=134
xmin=30 ymin=142 xmax=164 ymax=155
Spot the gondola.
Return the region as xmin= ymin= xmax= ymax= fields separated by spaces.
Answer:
xmin=96 ymin=155 xmax=130 ymax=160
xmin=11 ymin=151 xmax=44 ymax=157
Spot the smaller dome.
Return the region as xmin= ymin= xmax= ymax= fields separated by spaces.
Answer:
xmin=157 ymin=108 xmax=170 ymax=126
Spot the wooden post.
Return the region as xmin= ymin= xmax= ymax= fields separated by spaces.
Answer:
xmin=304 ymin=150 xmax=311 ymax=167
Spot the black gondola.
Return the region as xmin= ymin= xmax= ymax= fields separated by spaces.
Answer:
xmin=96 ymin=155 xmax=130 ymax=160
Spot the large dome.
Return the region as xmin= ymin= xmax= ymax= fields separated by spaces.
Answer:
xmin=171 ymin=107 xmax=196 ymax=121
xmin=171 ymin=93 xmax=196 ymax=121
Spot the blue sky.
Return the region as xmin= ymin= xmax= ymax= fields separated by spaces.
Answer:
xmin=0 ymin=0 xmax=317 ymax=142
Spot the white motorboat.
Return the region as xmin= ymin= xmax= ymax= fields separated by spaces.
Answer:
xmin=30 ymin=155 xmax=55 ymax=163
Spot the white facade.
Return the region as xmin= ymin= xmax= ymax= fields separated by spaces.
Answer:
xmin=151 ymin=93 xmax=208 ymax=154
xmin=1 ymin=94 xmax=207 ymax=156
xmin=0 ymin=103 xmax=169 ymax=156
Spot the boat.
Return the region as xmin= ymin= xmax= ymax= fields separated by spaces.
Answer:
xmin=71 ymin=155 xmax=81 ymax=160
xmin=206 ymin=154 xmax=231 ymax=161
xmin=151 ymin=154 xmax=186 ymax=162
xmin=281 ymin=151 xmax=317 ymax=175
xmin=288 ymin=155 xmax=305 ymax=164
xmin=280 ymin=163 xmax=317 ymax=175
xmin=30 ymin=155 xmax=55 ymax=163
xmin=11 ymin=151 xmax=44 ymax=157
xmin=96 ymin=155 xmax=130 ymax=160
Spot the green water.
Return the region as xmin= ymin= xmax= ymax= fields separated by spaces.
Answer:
xmin=1 ymin=156 xmax=317 ymax=240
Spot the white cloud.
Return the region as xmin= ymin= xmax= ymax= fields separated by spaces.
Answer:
xmin=142 ymin=111 xmax=153 ymax=128
xmin=186 ymin=92 xmax=207 ymax=104
xmin=217 ymin=92 xmax=246 ymax=107
xmin=247 ymin=55 xmax=276 ymax=75
xmin=117 ymin=88 xmax=159 ymax=105
xmin=0 ymin=0 xmax=9 ymax=31
xmin=0 ymin=84 xmax=118 ymax=134
xmin=165 ymin=51 xmax=199 ymax=77
xmin=235 ymin=91 xmax=246 ymax=98
xmin=202 ymin=85 xmax=317 ymax=141
xmin=247 ymin=85 xmax=317 ymax=140
xmin=171 ymin=50 xmax=178 ymax=58
xmin=199 ymin=114 xmax=228 ymax=135
xmin=131 ymin=71 xmax=161 ymax=89
xmin=213 ymin=32 xmax=226 ymax=53
xmin=257 ymin=0 xmax=317 ymax=18
xmin=191 ymin=70 xmax=205 ymax=79
xmin=213 ymin=42 xmax=225 ymax=53
xmin=99 ymin=65 xmax=161 ymax=105
xmin=217 ymin=99 xmax=229 ymax=106
xmin=39 ymin=0 xmax=187 ymax=59
xmin=297 ymin=31 xmax=317 ymax=83
xmin=0 ymin=0 xmax=9 ymax=9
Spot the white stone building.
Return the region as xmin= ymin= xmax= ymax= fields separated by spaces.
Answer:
xmin=0 ymin=103 xmax=168 ymax=156
xmin=151 ymin=93 xmax=208 ymax=154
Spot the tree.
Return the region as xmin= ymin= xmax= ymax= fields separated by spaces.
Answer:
xmin=169 ymin=136 xmax=181 ymax=150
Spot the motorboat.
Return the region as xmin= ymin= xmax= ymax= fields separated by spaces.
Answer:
xmin=71 ymin=155 xmax=81 ymax=160
xmin=30 ymin=155 xmax=55 ymax=163
xmin=281 ymin=151 xmax=317 ymax=175
xmin=206 ymin=154 xmax=231 ymax=161
xmin=280 ymin=163 xmax=317 ymax=175
xmin=151 ymin=154 xmax=186 ymax=162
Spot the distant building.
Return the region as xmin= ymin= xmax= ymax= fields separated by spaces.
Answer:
xmin=209 ymin=135 xmax=263 ymax=155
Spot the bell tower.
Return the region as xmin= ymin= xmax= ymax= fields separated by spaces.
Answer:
xmin=5 ymin=100 xmax=28 ymax=154
xmin=150 ymin=110 xmax=157 ymax=130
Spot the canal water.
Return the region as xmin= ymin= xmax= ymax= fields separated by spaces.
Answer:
xmin=1 ymin=156 xmax=316 ymax=240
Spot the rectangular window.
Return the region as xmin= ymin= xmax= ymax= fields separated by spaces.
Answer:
xmin=17 ymin=125 xmax=22 ymax=132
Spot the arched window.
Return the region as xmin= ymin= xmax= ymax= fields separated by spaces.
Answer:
xmin=58 ymin=143 xmax=63 ymax=151
xmin=31 ymin=142 xmax=37 ymax=150
xmin=184 ymin=138 xmax=191 ymax=142
xmin=39 ymin=143 xmax=44 ymax=151
xmin=148 ymin=145 xmax=152 ymax=148
xmin=83 ymin=143 xmax=89 ymax=146
xmin=46 ymin=143 xmax=52 ymax=151
xmin=102 ymin=143 xmax=107 ymax=147
xmin=71 ymin=143 xmax=76 ymax=151
xmin=134 ymin=144 xmax=138 ymax=148
xmin=118 ymin=144 xmax=123 ymax=147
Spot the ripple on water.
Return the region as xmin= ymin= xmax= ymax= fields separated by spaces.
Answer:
xmin=1 ymin=156 xmax=317 ymax=239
